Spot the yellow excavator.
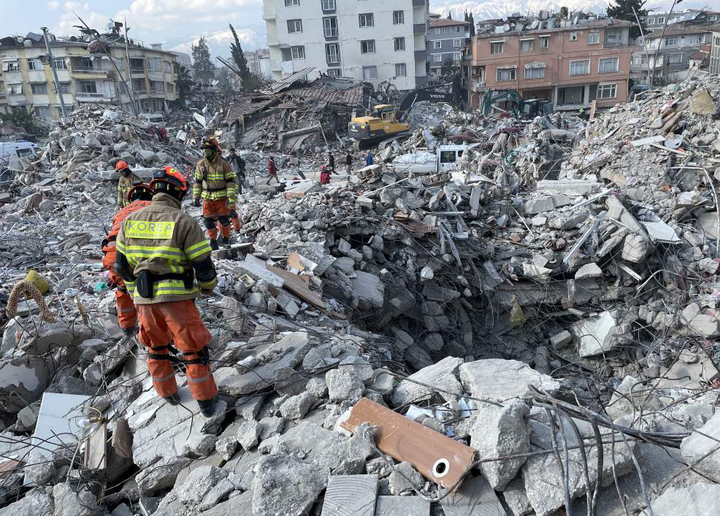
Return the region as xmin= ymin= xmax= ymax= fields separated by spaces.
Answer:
xmin=348 ymin=81 xmax=459 ymax=147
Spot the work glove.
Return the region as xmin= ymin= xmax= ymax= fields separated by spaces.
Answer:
xmin=193 ymin=198 xmax=201 ymax=207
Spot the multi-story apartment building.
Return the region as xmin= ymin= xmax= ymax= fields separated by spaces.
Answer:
xmin=427 ymin=18 xmax=471 ymax=75
xmin=642 ymin=9 xmax=720 ymax=30
xmin=263 ymin=0 xmax=429 ymax=89
xmin=711 ymin=28 xmax=720 ymax=75
xmin=468 ymin=16 xmax=633 ymax=111
xmin=246 ymin=49 xmax=273 ymax=80
xmin=0 ymin=32 xmax=178 ymax=120
xmin=632 ymin=25 xmax=714 ymax=83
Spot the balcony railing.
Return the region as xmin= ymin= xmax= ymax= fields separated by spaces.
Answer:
xmin=76 ymin=91 xmax=105 ymax=99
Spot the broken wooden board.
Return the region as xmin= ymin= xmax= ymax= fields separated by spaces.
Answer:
xmin=340 ymin=398 xmax=476 ymax=490
xmin=268 ymin=265 xmax=325 ymax=309
xmin=84 ymin=422 xmax=107 ymax=470
xmin=320 ymin=474 xmax=377 ymax=516
xmin=0 ymin=459 xmax=23 ymax=478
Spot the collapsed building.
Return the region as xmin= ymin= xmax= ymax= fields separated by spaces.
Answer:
xmin=0 ymin=70 xmax=719 ymax=516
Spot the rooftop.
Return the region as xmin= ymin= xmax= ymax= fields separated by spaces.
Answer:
xmin=429 ymin=19 xmax=471 ymax=28
xmin=476 ymin=15 xmax=632 ymax=39
xmin=645 ymin=24 xmax=717 ymax=38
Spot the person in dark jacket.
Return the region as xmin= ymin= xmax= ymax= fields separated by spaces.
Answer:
xmin=345 ymin=151 xmax=352 ymax=175
xmin=328 ymin=152 xmax=335 ymax=174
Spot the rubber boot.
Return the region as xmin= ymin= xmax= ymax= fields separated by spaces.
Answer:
xmin=163 ymin=392 xmax=181 ymax=406
xmin=209 ymin=239 xmax=219 ymax=251
xmin=122 ymin=326 xmax=137 ymax=337
xmin=222 ymin=236 xmax=231 ymax=248
xmin=197 ymin=395 xmax=217 ymax=417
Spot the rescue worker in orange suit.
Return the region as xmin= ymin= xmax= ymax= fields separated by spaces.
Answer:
xmin=101 ymin=183 xmax=153 ymax=336
xmin=192 ymin=138 xmax=236 ymax=250
xmin=115 ymin=166 xmax=219 ymax=416
xmin=116 ymin=160 xmax=141 ymax=207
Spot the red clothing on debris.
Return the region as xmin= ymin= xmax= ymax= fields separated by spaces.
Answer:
xmin=268 ymin=159 xmax=277 ymax=176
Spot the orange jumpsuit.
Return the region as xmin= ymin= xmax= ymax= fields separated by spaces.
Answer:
xmin=101 ymin=200 xmax=152 ymax=331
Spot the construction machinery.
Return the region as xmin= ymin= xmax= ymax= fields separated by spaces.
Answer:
xmin=482 ymin=89 xmax=553 ymax=118
xmin=348 ymin=81 xmax=460 ymax=146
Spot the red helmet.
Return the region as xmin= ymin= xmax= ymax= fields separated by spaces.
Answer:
xmin=150 ymin=165 xmax=188 ymax=199
xmin=321 ymin=165 xmax=326 ymax=171
xmin=116 ymin=160 xmax=129 ymax=172
xmin=127 ymin=182 xmax=153 ymax=202
xmin=200 ymin=137 xmax=220 ymax=151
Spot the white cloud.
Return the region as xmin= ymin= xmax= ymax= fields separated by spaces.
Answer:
xmin=48 ymin=1 xmax=59 ymax=9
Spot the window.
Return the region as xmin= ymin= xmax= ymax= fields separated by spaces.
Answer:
xmin=3 ymin=60 xmax=19 ymax=72
xmin=326 ymin=43 xmax=340 ymax=64
xmin=291 ymin=45 xmax=305 ymax=59
xmin=687 ymin=35 xmax=701 ymax=45
xmin=58 ymin=82 xmax=71 ymax=94
xmin=166 ymin=83 xmax=175 ymax=94
xmin=361 ymin=40 xmax=375 ymax=54
xmin=598 ymin=57 xmax=619 ymax=73
xmin=665 ymin=36 xmax=678 ymax=46
xmin=30 ymin=83 xmax=47 ymax=94
xmin=287 ymin=19 xmax=303 ymax=33
xmin=569 ymin=32 xmax=578 ymax=41
xmin=395 ymin=63 xmax=407 ymax=77
xmin=588 ymin=32 xmax=599 ymax=45
xmin=668 ymin=53 xmax=683 ymax=64
xmin=76 ymin=57 xmax=94 ymax=70
xmin=132 ymin=78 xmax=146 ymax=92
xmin=323 ymin=17 xmax=338 ymax=38
xmin=359 ymin=13 xmax=373 ymax=28
xmin=285 ymin=0 xmax=300 ymax=5
xmin=453 ymin=38 xmax=463 ymax=48
xmin=52 ymin=57 xmax=67 ymax=70
xmin=27 ymin=58 xmax=43 ymax=71
xmin=432 ymin=41 xmax=442 ymax=49
xmin=130 ymin=58 xmax=145 ymax=71
xmin=165 ymin=61 xmax=172 ymax=73
xmin=322 ymin=0 xmax=335 ymax=10
xmin=433 ymin=54 xmax=442 ymax=63
xmin=393 ymin=10 xmax=404 ymax=24
xmin=394 ymin=37 xmax=406 ymax=51
xmin=490 ymin=42 xmax=503 ymax=54
xmin=148 ymin=58 xmax=162 ymax=72
xmin=327 ymin=68 xmax=341 ymax=77
xmin=7 ymin=83 xmax=23 ymax=95
xmin=434 ymin=28 xmax=441 ymax=35
xmin=524 ymin=64 xmax=546 ymax=79
xmin=647 ymin=17 xmax=655 ymax=24
xmin=453 ymin=52 xmax=462 ymax=61
xmin=606 ymin=30 xmax=621 ymax=44
xmin=496 ymin=67 xmax=516 ymax=81
xmin=35 ymin=106 xmax=51 ymax=118
xmin=657 ymin=17 xmax=665 ymax=24
xmin=597 ymin=83 xmax=617 ymax=99
xmin=362 ymin=65 xmax=377 ymax=80
xmin=150 ymin=80 xmax=164 ymax=93
xmin=540 ymin=37 xmax=549 ymax=48
xmin=78 ymin=80 xmax=97 ymax=93
xmin=569 ymin=59 xmax=590 ymax=76
xmin=520 ymin=39 xmax=533 ymax=52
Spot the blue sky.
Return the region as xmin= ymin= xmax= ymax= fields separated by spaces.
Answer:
xmin=0 ymin=0 xmax=706 ymax=57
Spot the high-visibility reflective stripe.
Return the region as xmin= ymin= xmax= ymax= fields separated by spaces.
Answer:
xmin=197 ymin=279 xmax=216 ymax=289
xmin=124 ymin=220 xmax=176 ymax=239
xmin=187 ymin=372 xmax=212 ymax=383
xmin=151 ymin=373 xmax=176 ymax=382
xmin=125 ymin=251 xmax=185 ymax=261
xmin=186 ymin=242 xmax=212 ymax=260
xmin=122 ymin=244 xmax=184 ymax=256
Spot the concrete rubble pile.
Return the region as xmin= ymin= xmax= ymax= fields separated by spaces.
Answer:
xmin=0 ymin=75 xmax=720 ymax=516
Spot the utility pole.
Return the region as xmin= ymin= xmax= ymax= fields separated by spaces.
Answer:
xmin=41 ymin=27 xmax=67 ymax=121
xmin=631 ymin=7 xmax=652 ymax=87
xmin=650 ymin=0 xmax=684 ymax=88
xmin=123 ymin=17 xmax=139 ymax=114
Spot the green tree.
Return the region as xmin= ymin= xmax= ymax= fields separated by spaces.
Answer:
xmin=441 ymin=56 xmax=455 ymax=77
xmin=0 ymin=107 xmax=47 ymax=136
xmin=174 ymin=63 xmax=193 ymax=101
xmin=607 ymin=0 xmax=647 ymax=39
xmin=191 ymin=37 xmax=215 ymax=85
xmin=228 ymin=24 xmax=262 ymax=91
xmin=464 ymin=11 xmax=476 ymax=36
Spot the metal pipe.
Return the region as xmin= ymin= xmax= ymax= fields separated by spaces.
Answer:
xmin=40 ymin=27 xmax=67 ymax=121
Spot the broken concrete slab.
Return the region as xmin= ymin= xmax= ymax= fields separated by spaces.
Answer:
xmin=52 ymin=483 xmax=101 ymax=516
xmin=469 ymin=399 xmax=530 ymax=491
xmin=525 ymin=195 xmax=572 ymax=215
xmin=135 ymin=456 xmax=192 ymax=493
xmin=574 ymin=262 xmax=602 ymax=280
xmin=235 ymin=255 xmax=285 ymax=291
xmin=326 ymin=366 xmax=365 ymax=403
xmin=251 ymin=453 xmax=329 ymax=516
xmin=320 ymin=474 xmax=377 ymax=516
xmin=375 ymin=496 xmax=430 ymax=516
xmin=549 ymin=330 xmax=572 ymax=350
xmin=388 ymin=460 xmax=423 ymax=495
xmin=351 ymin=271 xmax=385 ymax=310
xmin=0 ymin=358 xmax=53 ymax=413
xmin=440 ymin=475 xmax=506 ymax=516
xmin=680 ymin=411 xmax=720 ymax=479
xmin=459 ymin=359 xmax=560 ymax=402
xmin=0 ymin=489 xmax=54 ymax=516
xmin=279 ymin=391 xmax=315 ymax=420
xmin=536 ymin=179 xmax=602 ymax=197
xmin=391 ymin=356 xmax=463 ymax=407
xmin=571 ymin=310 xmax=624 ymax=358
xmin=640 ymin=482 xmax=720 ymax=516
xmin=236 ymin=420 xmax=261 ymax=450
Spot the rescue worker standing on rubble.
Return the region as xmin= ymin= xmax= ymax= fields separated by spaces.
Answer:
xmin=227 ymin=147 xmax=245 ymax=233
xmin=115 ymin=166 xmax=219 ymax=416
xmin=193 ymin=138 xmax=237 ymax=250
xmin=102 ymin=182 xmax=153 ymax=336
xmin=268 ymin=156 xmax=279 ymax=185
xmin=116 ymin=160 xmax=141 ymax=207
xmin=345 ymin=151 xmax=352 ymax=175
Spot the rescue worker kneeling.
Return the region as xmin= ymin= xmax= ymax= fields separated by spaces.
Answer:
xmin=101 ymin=182 xmax=154 ymax=335
xmin=115 ymin=166 xmax=219 ymax=416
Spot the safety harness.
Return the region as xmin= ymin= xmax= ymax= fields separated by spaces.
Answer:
xmin=147 ymin=343 xmax=210 ymax=370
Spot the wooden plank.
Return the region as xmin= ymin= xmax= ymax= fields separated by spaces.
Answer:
xmin=375 ymin=496 xmax=430 ymax=516
xmin=589 ymin=99 xmax=597 ymax=120
xmin=267 ymin=265 xmax=325 ymax=309
xmin=320 ymin=475 xmax=378 ymax=516
xmin=0 ymin=459 xmax=22 ymax=478
xmin=440 ymin=475 xmax=506 ymax=516
xmin=340 ymin=398 xmax=476 ymax=490
xmin=84 ymin=422 xmax=107 ymax=470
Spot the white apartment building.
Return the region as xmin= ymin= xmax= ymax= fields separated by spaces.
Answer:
xmin=263 ymin=0 xmax=429 ymax=90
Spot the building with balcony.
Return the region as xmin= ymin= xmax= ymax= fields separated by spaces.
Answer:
xmin=246 ymin=48 xmax=273 ymax=80
xmin=468 ymin=14 xmax=633 ymax=111
xmin=263 ymin=0 xmax=429 ymax=90
xmin=0 ymin=32 xmax=179 ymax=120
xmin=427 ymin=18 xmax=471 ymax=75
xmin=711 ymin=28 xmax=720 ymax=75
xmin=632 ymin=25 xmax=714 ymax=84
xmin=641 ymin=9 xmax=720 ymax=30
